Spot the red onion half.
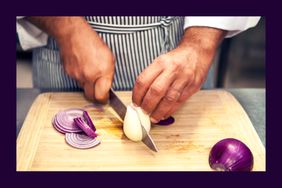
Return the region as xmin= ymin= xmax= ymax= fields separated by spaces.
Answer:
xmin=156 ymin=116 xmax=175 ymax=126
xmin=209 ymin=138 xmax=254 ymax=171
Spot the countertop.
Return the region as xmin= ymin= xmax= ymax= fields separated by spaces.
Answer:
xmin=16 ymin=88 xmax=265 ymax=146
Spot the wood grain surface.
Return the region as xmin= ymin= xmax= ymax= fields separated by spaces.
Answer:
xmin=17 ymin=90 xmax=265 ymax=171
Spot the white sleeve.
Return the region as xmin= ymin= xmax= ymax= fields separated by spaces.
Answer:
xmin=16 ymin=16 xmax=48 ymax=50
xmin=184 ymin=16 xmax=261 ymax=38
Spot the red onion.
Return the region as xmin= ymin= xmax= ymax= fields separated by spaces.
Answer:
xmin=52 ymin=109 xmax=85 ymax=133
xmin=65 ymin=133 xmax=100 ymax=149
xmin=52 ymin=108 xmax=100 ymax=149
xmin=156 ymin=116 xmax=175 ymax=126
xmin=209 ymin=138 xmax=254 ymax=171
xmin=83 ymin=111 xmax=96 ymax=131
xmin=74 ymin=117 xmax=97 ymax=138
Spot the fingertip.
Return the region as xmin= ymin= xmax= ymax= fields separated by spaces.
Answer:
xmin=150 ymin=117 xmax=158 ymax=123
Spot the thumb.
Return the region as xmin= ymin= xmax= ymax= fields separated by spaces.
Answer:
xmin=94 ymin=76 xmax=112 ymax=103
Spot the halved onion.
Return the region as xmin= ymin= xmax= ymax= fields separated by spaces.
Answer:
xmin=65 ymin=133 xmax=100 ymax=149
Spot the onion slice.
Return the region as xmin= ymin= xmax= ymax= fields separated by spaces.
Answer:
xmin=65 ymin=133 xmax=100 ymax=149
xmin=83 ymin=111 xmax=96 ymax=131
xmin=209 ymin=138 xmax=254 ymax=171
xmin=156 ymin=116 xmax=175 ymax=126
xmin=74 ymin=117 xmax=97 ymax=138
xmin=52 ymin=108 xmax=85 ymax=133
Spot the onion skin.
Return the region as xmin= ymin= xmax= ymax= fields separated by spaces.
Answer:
xmin=209 ymin=138 xmax=254 ymax=171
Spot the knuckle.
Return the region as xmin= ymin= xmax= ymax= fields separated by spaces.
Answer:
xmin=150 ymin=84 xmax=164 ymax=95
xmin=135 ymin=75 xmax=146 ymax=87
xmin=141 ymin=101 xmax=151 ymax=113
xmin=154 ymin=56 xmax=167 ymax=67
xmin=178 ymin=96 xmax=187 ymax=103
xmin=171 ymin=61 xmax=182 ymax=70
xmin=185 ymin=69 xmax=194 ymax=78
xmin=164 ymin=89 xmax=181 ymax=102
xmin=83 ymin=69 xmax=96 ymax=81
xmin=178 ymin=90 xmax=189 ymax=103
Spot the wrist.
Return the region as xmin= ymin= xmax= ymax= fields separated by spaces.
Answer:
xmin=26 ymin=16 xmax=89 ymax=47
xmin=179 ymin=26 xmax=227 ymax=55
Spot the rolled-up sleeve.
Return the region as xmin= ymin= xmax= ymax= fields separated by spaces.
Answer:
xmin=184 ymin=16 xmax=261 ymax=38
xmin=16 ymin=16 xmax=48 ymax=50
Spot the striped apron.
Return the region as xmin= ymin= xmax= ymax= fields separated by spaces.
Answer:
xmin=32 ymin=16 xmax=215 ymax=91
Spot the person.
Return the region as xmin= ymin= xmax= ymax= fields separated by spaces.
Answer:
xmin=16 ymin=16 xmax=260 ymax=123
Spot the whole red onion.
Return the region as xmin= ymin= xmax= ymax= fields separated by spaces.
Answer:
xmin=209 ymin=138 xmax=254 ymax=171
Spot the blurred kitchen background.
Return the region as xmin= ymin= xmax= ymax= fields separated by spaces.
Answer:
xmin=16 ymin=17 xmax=265 ymax=89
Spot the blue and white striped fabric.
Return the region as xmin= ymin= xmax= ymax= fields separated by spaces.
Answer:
xmin=32 ymin=16 xmax=214 ymax=91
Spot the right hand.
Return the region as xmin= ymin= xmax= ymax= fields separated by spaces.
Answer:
xmin=56 ymin=18 xmax=115 ymax=103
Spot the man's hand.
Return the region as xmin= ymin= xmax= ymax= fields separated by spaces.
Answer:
xmin=27 ymin=17 xmax=115 ymax=103
xmin=132 ymin=27 xmax=226 ymax=123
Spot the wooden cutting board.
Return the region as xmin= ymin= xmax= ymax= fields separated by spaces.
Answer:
xmin=17 ymin=90 xmax=265 ymax=171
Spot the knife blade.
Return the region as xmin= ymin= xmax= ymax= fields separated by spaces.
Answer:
xmin=141 ymin=125 xmax=159 ymax=152
xmin=109 ymin=89 xmax=158 ymax=152
xmin=109 ymin=89 xmax=127 ymax=121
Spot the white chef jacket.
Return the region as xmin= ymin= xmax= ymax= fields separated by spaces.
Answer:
xmin=16 ymin=16 xmax=260 ymax=50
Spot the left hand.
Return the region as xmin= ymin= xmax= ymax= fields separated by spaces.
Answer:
xmin=132 ymin=27 xmax=226 ymax=123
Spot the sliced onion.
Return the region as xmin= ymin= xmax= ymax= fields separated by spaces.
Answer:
xmin=65 ymin=133 xmax=100 ymax=149
xmin=83 ymin=111 xmax=96 ymax=131
xmin=52 ymin=116 xmax=69 ymax=134
xmin=52 ymin=108 xmax=100 ymax=149
xmin=52 ymin=109 xmax=85 ymax=133
xmin=74 ymin=117 xmax=97 ymax=138
xmin=156 ymin=116 xmax=175 ymax=126
xmin=209 ymin=138 xmax=254 ymax=171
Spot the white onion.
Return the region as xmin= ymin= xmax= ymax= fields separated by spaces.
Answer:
xmin=123 ymin=103 xmax=151 ymax=141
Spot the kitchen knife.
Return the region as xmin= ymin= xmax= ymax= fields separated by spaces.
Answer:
xmin=109 ymin=89 xmax=127 ymax=121
xmin=109 ymin=89 xmax=158 ymax=152
xmin=141 ymin=124 xmax=159 ymax=152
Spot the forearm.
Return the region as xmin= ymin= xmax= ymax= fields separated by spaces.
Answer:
xmin=180 ymin=27 xmax=227 ymax=54
xmin=25 ymin=16 xmax=90 ymax=45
